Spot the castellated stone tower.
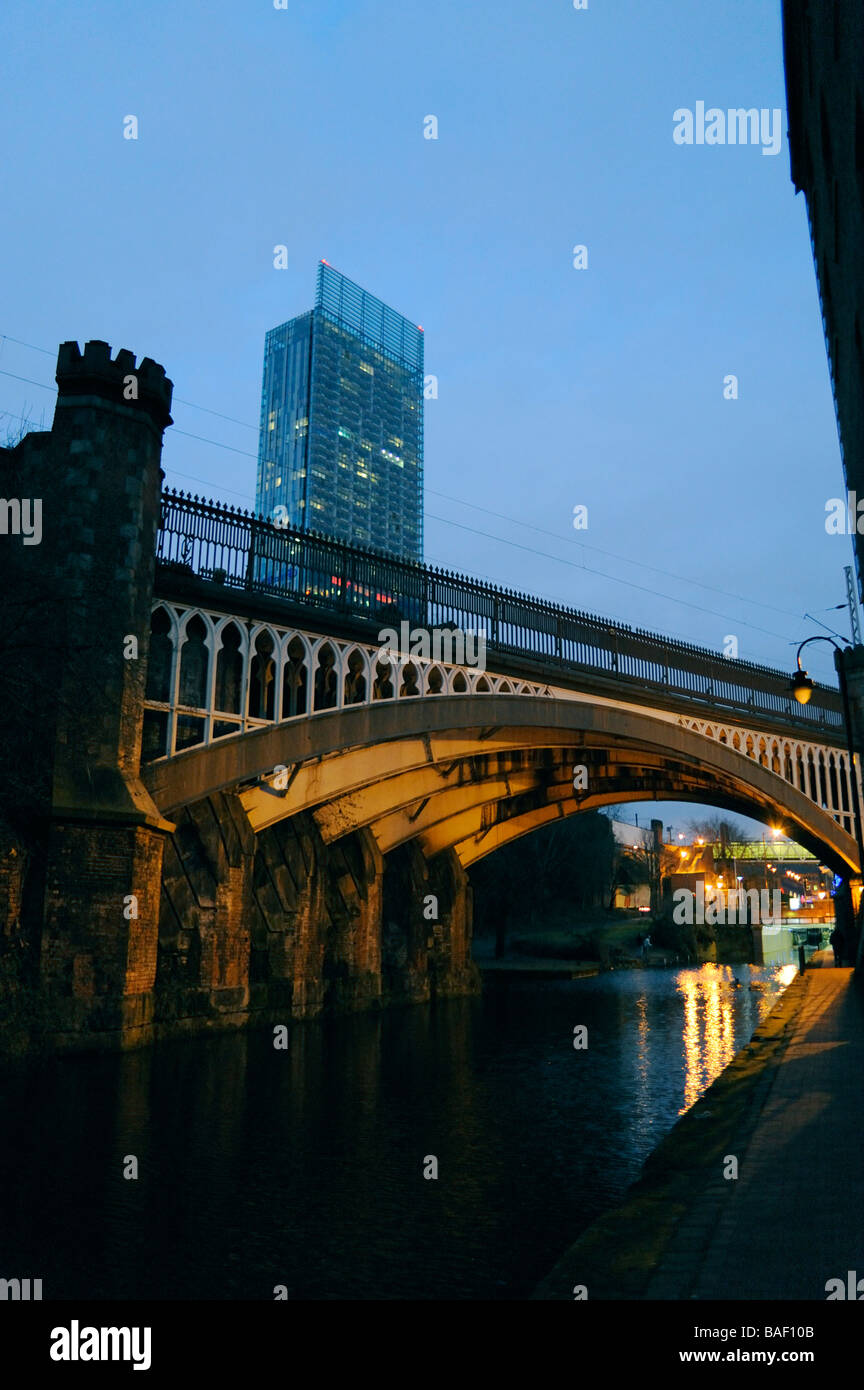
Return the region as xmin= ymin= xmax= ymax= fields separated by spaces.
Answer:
xmin=0 ymin=340 xmax=174 ymax=1051
xmin=48 ymin=340 xmax=173 ymax=813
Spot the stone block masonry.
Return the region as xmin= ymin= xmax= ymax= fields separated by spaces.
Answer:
xmin=157 ymin=799 xmax=477 ymax=1036
xmin=40 ymin=822 xmax=163 ymax=1050
xmin=1 ymin=340 xmax=174 ymax=1052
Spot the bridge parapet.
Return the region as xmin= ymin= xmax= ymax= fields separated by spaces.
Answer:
xmin=141 ymin=601 xmax=553 ymax=763
xmin=156 ymin=488 xmax=844 ymax=738
xmin=140 ymin=597 xmax=861 ymax=846
xmin=673 ymin=712 xmax=859 ymax=842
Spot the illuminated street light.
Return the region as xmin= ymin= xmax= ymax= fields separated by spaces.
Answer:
xmin=791 ymin=669 xmax=814 ymax=704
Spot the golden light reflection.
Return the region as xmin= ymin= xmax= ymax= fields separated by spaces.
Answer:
xmin=679 ymin=968 xmax=737 ymax=1113
xmin=636 ymin=991 xmax=649 ymax=1080
xmin=676 ymin=964 xmax=797 ymax=1113
xmin=630 ymin=989 xmax=654 ymax=1132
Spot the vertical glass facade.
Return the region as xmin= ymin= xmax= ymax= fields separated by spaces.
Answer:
xmin=256 ymin=263 xmax=424 ymax=561
xmin=256 ymin=311 xmax=313 ymax=531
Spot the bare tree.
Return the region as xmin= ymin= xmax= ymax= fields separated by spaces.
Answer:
xmin=686 ymin=814 xmax=747 ymax=849
xmin=1 ymin=407 xmax=44 ymax=448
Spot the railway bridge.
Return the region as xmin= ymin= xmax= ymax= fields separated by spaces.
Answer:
xmin=2 ymin=340 xmax=860 ymax=1050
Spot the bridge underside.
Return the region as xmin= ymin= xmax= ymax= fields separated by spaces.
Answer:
xmin=36 ymin=695 xmax=826 ymax=1047
xmin=18 ymin=697 xmax=855 ymax=1053
xmin=145 ymin=696 xmax=859 ymax=875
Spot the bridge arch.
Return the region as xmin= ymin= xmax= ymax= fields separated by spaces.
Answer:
xmin=142 ymin=694 xmax=859 ymax=874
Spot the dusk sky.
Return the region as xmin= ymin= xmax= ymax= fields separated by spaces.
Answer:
xmin=1 ymin=0 xmax=849 ymax=833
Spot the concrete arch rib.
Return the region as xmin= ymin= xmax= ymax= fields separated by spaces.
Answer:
xmin=141 ymin=694 xmax=859 ymax=873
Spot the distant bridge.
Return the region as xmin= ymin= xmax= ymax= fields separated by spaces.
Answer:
xmin=704 ymin=841 xmax=821 ymax=863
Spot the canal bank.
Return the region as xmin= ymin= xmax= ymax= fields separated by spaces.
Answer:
xmin=534 ymin=957 xmax=864 ymax=1301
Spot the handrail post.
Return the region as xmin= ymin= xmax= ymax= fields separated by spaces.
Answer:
xmin=244 ymin=513 xmax=258 ymax=590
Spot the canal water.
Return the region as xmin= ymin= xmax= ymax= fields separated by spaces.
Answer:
xmin=0 ymin=961 xmax=796 ymax=1301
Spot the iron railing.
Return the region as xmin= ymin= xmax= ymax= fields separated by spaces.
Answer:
xmin=156 ymin=489 xmax=844 ymax=734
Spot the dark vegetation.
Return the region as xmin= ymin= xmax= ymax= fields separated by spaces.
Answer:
xmin=469 ymin=810 xmax=656 ymax=961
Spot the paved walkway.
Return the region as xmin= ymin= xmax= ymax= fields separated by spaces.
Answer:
xmin=811 ymin=947 xmax=839 ymax=968
xmin=644 ymin=961 xmax=864 ymax=1300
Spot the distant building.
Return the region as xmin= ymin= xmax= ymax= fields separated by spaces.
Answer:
xmin=256 ymin=262 xmax=424 ymax=560
xmin=611 ymin=882 xmax=651 ymax=912
xmin=783 ymin=1 xmax=864 ymax=594
xmin=609 ymin=819 xmax=653 ymax=910
xmin=609 ymin=819 xmax=652 ymax=850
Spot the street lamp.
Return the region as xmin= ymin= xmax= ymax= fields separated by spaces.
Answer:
xmin=791 ymin=668 xmax=815 ymax=704
xmin=791 ymin=635 xmax=864 ymax=963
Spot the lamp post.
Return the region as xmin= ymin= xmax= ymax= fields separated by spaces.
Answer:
xmin=792 ymin=635 xmax=864 ymax=966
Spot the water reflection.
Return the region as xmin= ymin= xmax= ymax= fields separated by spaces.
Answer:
xmin=0 ymin=963 xmax=794 ymax=1300
xmin=680 ymin=967 xmax=737 ymax=1111
xmin=677 ymin=963 xmax=797 ymax=1112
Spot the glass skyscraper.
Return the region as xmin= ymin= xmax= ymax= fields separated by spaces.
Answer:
xmin=256 ymin=262 xmax=424 ymax=561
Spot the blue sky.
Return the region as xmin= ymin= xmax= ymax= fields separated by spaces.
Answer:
xmin=1 ymin=0 xmax=849 ymax=834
